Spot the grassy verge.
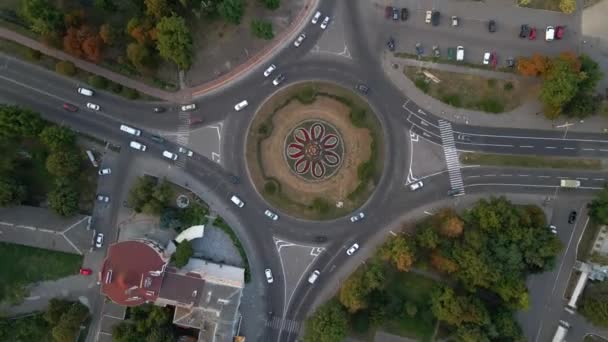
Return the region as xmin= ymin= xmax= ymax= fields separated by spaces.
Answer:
xmin=577 ymin=222 xmax=603 ymax=261
xmin=404 ymin=66 xmax=531 ymax=113
xmin=460 ymin=152 xmax=604 ymax=170
xmin=517 ymin=0 xmax=562 ymax=11
xmin=585 ymin=335 xmax=608 ymax=342
xmin=212 ymin=216 xmax=251 ymax=283
xmin=0 ymin=242 xmax=83 ymax=304
xmin=394 ymin=52 xmax=516 ymax=73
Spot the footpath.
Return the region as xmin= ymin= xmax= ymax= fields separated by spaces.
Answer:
xmin=383 ymin=53 xmax=608 ymax=134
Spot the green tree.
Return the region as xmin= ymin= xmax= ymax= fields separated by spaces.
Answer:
xmin=88 ymin=75 xmax=109 ymax=89
xmin=55 ymin=61 xmax=77 ymax=76
xmin=579 ymin=54 xmax=603 ymax=93
xmin=39 ymin=125 xmax=76 ymax=152
xmin=405 ymin=302 xmax=418 ymax=317
xmin=540 ymin=57 xmax=581 ymax=115
xmin=455 ymin=324 xmax=490 ymax=342
xmin=145 ymin=0 xmax=170 ymax=18
xmin=172 ymin=240 xmax=193 ymax=267
xmin=0 ymin=105 xmax=45 ymax=139
xmin=51 ymin=302 xmax=89 ymax=342
xmin=379 ymin=234 xmax=416 ymax=272
xmin=430 ymin=286 xmax=489 ymax=327
xmin=113 ymin=304 xmax=176 ymax=342
xmin=48 ymin=178 xmax=80 ymax=216
xmin=21 ymin=0 xmax=63 ymax=35
xmin=339 ymin=270 xmax=370 ymax=312
xmin=563 ymin=93 xmax=601 ymax=118
xmin=589 ymin=186 xmax=608 ymax=225
xmin=261 ymin=0 xmax=280 ymax=9
xmin=127 ymin=42 xmax=155 ymax=73
xmin=580 ymin=280 xmax=608 ymax=327
xmin=303 ymin=300 xmax=348 ymax=342
xmin=416 ymin=225 xmax=439 ymax=249
xmin=44 ymin=298 xmax=73 ymax=325
xmin=178 ymin=203 xmax=209 ymax=229
xmin=95 ymin=0 xmax=118 ymax=12
xmin=127 ymin=176 xmax=173 ymax=214
xmin=46 ymin=150 xmax=81 ymax=177
xmin=251 ymin=20 xmax=274 ymax=40
xmin=156 ymin=15 xmax=193 ymax=70
xmin=559 ymin=0 xmax=576 ymax=13
xmin=0 ymin=178 xmax=25 ymax=206
xmin=218 ymin=0 xmax=245 ymax=24
xmin=491 ymin=309 xmax=525 ymax=341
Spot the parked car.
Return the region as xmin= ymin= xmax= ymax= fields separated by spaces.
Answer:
xmin=556 ymin=25 xmax=565 ymax=39
xmin=178 ymin=147 xmax=193 ymax=157
xmin=350 ymin=212 xmax=365 ymax=223
xmin=529 ymin=26 xmax=537 ymax=40
xmin=451 ymin=16 xmax=459 ymax=26
xmin=545 ymin=26 xmax=555 ymax=41
xmin=415 ymin=42 xmax=424 ymax=56
xmin=181 ymin=103 xmax=196 ymax=111
xmin=409 ymin=181 xmax=424 ymax=191
xmin=447 ymin=47 xmax=456 ymax=60
xmin=230 ymin=195 xmax=245 ymax=208
xmin=234 ymin=100 xmax=249 ymax=111
xmin=153 ymin=107 xmax=165 ymax=113
xmin=432 ymin=45 xmax=440 ymax=58
xmin=77 ymin=87 xmax=93 ymax=96
xmin=86 ymin=103 xmax=100 ymax=111
xmin=431 ymin=11 xmax=440 ymax=26
xmin=308 ymin=270 xmax=320 ymax=284
xmin=519 ymin=24 xmax=530 ymax=38
xmin=346 ymin=243 xmax=360 ymax=256
xmin=162 ymin=150 xmax=178 ymax=161
xmin=263 ymin=64 xmax=276 ymax=77
xmin=320 ymin=16 xmax=330 ymax=29
xmin=506 ymin=57 xmax=515 ymax=68
xmin=95 ymin=233 xmax=104 ymax=248
xmin=385 ymin=6 xmax=393 ymax=19
xmin=488 ymin=20 xmax=496 ymax=32
xmin=129 ymin=141 xmax=147 ymax=151
xmin=355 ymin=83 xmax=369 ymax=94
xmin=294 ymin=33 xmax=306 ymax=47
xmin=425 ymin=10 xmax=432 ymax=24
xmin=392 ymin=7 xmax=399 ymax=20
xmin=63 ymin=103 xmax=78 ymax=112
xmin=272 ymin=74 xmax=285 ymax=86
xmin=386 ymin=36 xmax=395 ymax=51
xmin=96 ymin=194 xmax=110 ymax=202
xmin=483 ymin=52 xmax=490 ymax=65
xmin=264 ymin=209 xmax=279 ymax=221
xmin=98 ymin=168 xmax=111 ymax=175
xmin=456 ymin=46 xmax=464 ymax=61
xmin=549 ymin=225 xmax=558 ymax=234
xmin=401 ymin=8 xmax=409 ymax=20
xmin=447 ymin=188 xmax=461 ymax=196
xmin=150 ymin=134 xmax=165 ymax=144
xmin=265 ymin=269 xmax=274 ymax=283
xmin=311 ymin=11 xmax=321 ymax=24
xmin=80 ymin=268 xmax=92 ymax=275
xmin=568 ymin=211 xmax=577 ymax=224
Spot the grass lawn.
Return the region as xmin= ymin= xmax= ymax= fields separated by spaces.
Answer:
xmin=15 ymin=139 xmax=52 ymax=205
xmin=460 ymin=152 xmax=604 ymax=170
xmin=0 ymin=242 xmax=83 ymax=304
xmin=0 ymin=313 xmax=53 ymax=342
xmin=585 ymin=335 xmax=608 ymax=342
xmin=577 ymin=221 xmax=603 ymax=261
xmin=404 ymin=66 xmax=536 ymax=113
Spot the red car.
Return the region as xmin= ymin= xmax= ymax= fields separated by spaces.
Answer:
xmin=63 ymin=103 xmax=78 ymax=112
xmin=385 ymin=6 xmax=392 ymax=18
xmin=79 ymin=268 xmax=92 ymax=276
xmin=556 ymin=26 xmax=565 ymax=39
xmin=529 ymin=26 xmax=536 ymax=40
xmin=490 ymin=52 xmax=497 ymax=68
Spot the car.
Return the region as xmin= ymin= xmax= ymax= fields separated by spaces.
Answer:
xmin=98 ymin=168 xmax=111 ymax=175
xmin=431 ymin=11 xmax=440 ymax=26
xmin=230 ymin=195 xmax=245 ymax=208
xmin=447 ymin=47 xmax=456 ymax=60
xmin=483 ymin=52 xmax=491 ymax=65
xmin=432 ymin=45 xmax=440 ymax=58
xmin=490 ymin=51 xmax=497 ymax=68
xmin=386 ymin=37 xmax=395 ymax=51
xmin=263 ymin=64 xmax=276 ymax=77
xmin=385 ymin=6 xmax=393 ymax=19
xmin=456 ymin=46 xmax=464 ymax=61
xmin=457 ymin=134 xmax=471 ymax=142
xmin=96 ymin=194 xmax=109 ymax=202
xmin=181 ymin=103 xmax=196 ymax=111
xmin=178 ymin=147 xmax=193 ymax=157
xmin=272 ymin=74 xmax=285 ymax=86
xmin=150 ymin=134 xmax=165 ymax=144
xmin=162 ymin=150 xmax=178 ymax=160
xmin=425 ymin=10 xmax=432 ymax=24
xmin=556 ymin=25 xmax=565 ymax=39
xmin=120 ymin=124 xmax=141 ymax=136
xmin=447 ymin=188 xmax=461 ymax=196
xmin=129 ymin=141 xmax=147 ymax=151
xmin=350 ymin=212 xmax=365 ymax=223
xmin=355 ymin=83 xmax=369 ymax=94
xmin=320 ymin=16 xmax=330 ymax=29
xmin=63 ymin=103 xmax=78 ymax=112
xmin=294 ymin=33 xmax=306 ymax=47
xmin=308 ymin=270 xmax=320 ymax=284
xmin=86 ymin=103 xmax=100 ymax=111
xmin=392 ymin=7 xmax=399 ymax=20
xmin=519 ymin=24 xmax=530 ymax=38
xmin=415 ymin=42 xmax=424 ymax=56
xmin=549 ymin=224 xmax=558 ymax=234
xmin=451 ymin=16 xmax=459 ymax=26
xmin=545 ymin=26 xmax=555 ymax=41
xmin=153 ymin=107 xmax=165 ymax=113
xmin=264 ymin=209 xmax=279 ymax=221
xmin=506 ymin=57 xmax=515 ymax=68
xmin=488 ymin=20 xmax=496 ymax=32
xmin=234 ymin=100 xmax=249 ymax=111
xmin=401 ymin=8 xmax=408 ymax=20
xmin=80 ymin=268 xmax=92 ymax=275
xmin=568 ymin=211 xmax=577 ymax=224
xmin=346 ymin=243 xmax=360 ymax=256
xmin=77 ymin=87 xmax=93 ymax=96
xmin=529 ymin=26 xmax=537 ymax=40
xmin=95 ymin=233 xmax=104 ymax=248
xmin=265 ymin=269 xmax=274 ymax=283
xmin=311 ymin=11 xmax=321 ymax=24
xmin=409 ymin=181 xmax=424 ymax=191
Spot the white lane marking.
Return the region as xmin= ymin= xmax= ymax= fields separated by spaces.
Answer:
xmin=518 ymin=174 xmax=529 ymax=177
xmin=500 ymin=174 xmax=512 ymax=177
xmin=458 ymin=142 xmax=514 ymax=147
xmin=465 ymin=183 xmax=603 ymax=190
xmin=594 ymin=178 xmax=605 ymax=181
xmin=583 ymin=148 xmax=595 ymax=151
xmin=538 ymin=176 xmax=550 ymax=178
xmin=600 ymin=149 xmax=608 ymax=152
xmin=484 ymin=174 xmax=496 ymax=177
xmin=520 ymin=145 xmax=534 ymax=148
xmin=545 ymin=146 xmax=557 ymax=149
xmin=452 ymin=130 xmax=608 ymax=144
xmin=563 ymin=147 xmax=576 ymax=150
xmin=467 ymin=175 xmax=480 ymax=178
xmin=576 ymin=177 xmax=588 ymax=180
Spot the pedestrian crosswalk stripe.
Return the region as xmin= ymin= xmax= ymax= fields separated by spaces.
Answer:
xmin=265 ymin=316 xmax=302 ymax=334
xmin=439 ymin=120 xmax=465 ymax=194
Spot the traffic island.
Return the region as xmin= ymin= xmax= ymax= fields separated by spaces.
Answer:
xmin=246 ymin=82 xmax=384 ymax=220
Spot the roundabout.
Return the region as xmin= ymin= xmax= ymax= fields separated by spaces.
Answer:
xmin=245 ymin=82 xmax=384 ymax=220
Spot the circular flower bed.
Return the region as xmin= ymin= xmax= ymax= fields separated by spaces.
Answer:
xmin=284 ymin=120 xmax=344 ymax=181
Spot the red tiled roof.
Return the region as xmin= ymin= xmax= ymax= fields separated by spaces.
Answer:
xmin=100 ymin=240 xmax=167 ymax=306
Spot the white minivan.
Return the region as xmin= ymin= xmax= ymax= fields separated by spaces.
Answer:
xmin=77 ymin=87 xmax=94 ymax=96
xmin=230 ymin=195 xmax=245 ymax=208
xmin=129 ymin=141 xmax=147 ymax=151
xmin=120 ymin=124 xmax=141 ymax=136
xmin=545 ymin=26 xmax=555 ymax=41
xmin=162 ymin=151 xmax=178 ymax=160
xmin=456 ymin=46 xmax=464 ymax=61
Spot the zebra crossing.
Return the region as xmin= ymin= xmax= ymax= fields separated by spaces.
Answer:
xmin=265 ymin=316 xmax=302 ymax=334
xmin=175 ymin=111 xmax=191 ymax=168
xmin=438 ymin=120 xmax=464 ymax=194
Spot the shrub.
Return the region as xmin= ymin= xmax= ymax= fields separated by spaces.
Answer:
xmin=477 ymin=97 xmax=504 ymax=113
xmin=251 ymin=20 xmax=274 ymax=40
xmin=121 ymin=87 xmax=140 ymax=99
xmin=357 ymin=161 xmax=374 ymax=181
xmin=349 ymin=107 xmax=366 ymax=127
xmin=559 ymin=0 xmax=576 ymax=13
xmin=504 ymin=82 xmax=514 ymax=91
xmin=311 ymin=197 xmax=330 ymax=214
xmin=261 ymin=0 xmax=280 ymax=9
xmin=258 ymin=123 xmax=270 ymax=136
xmin=108 ymin=82 xmax=123 ymax=93
xmin=441 ymin=93 xmax=462 ymax=107
xmin=88 ymin=75 xmax=108 ymax=89
xmin=55 ymin=61 xmax=76 ymax=76
xmin=296 ymin=86 xmax=316 ymax=104
xmin=350 ymin=311 xmax=370 ymax=334
xmin=26 ymin=48 xmax=41 ymax=61
xmin=264 ymin=181 xmax=277 ymax=195
xmin=414 ymin=77 xmax=430 ymax=93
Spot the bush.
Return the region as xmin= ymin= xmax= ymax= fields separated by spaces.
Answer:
xmin=258 ymin=123 xmax=270 ymax=137
xmin=121 ymin=87 xmax=140 ymax=99
xmin=88 ymin=75 xmax=108 ymax=89
xmin=108 ymin=81 xmax=123 ymax=94
xmin=350 ymin=311 xmax=370 ymax=334
xmin=311 ymin=197 xmax=330 ymax=214
xmin=357 ymin=161 xmax=374 ymax=181
xmin=441 ymin=93 xmax=462 ymax=107
xmin=349 ymin=107 xmax=366 ymax=128
xmin=264 ymin=181 xmax=278 ymax=195
xmin=26 ymin=48 xmax=41 ymax=61
xmin=414 ymin=77 xmax=430 ymax=93
xmin=55 ymin=61 xmax=76 ymax=76
xmin=504 ymin=82 xmax=514 ymax=91
xmin=559 ymin=0 xmax=576 ymax=13
xmin=251 ymin=20 xmax=274 ymax=40
xmin=296 ymin=86 xmax=317 ymax=104
xmin=213 ymin=216 xmax=251 ymax=282
xmin=261 ymin=0 xmax=280 ymax=9
xmin=477 ymin=97 xmax=505 ymax=113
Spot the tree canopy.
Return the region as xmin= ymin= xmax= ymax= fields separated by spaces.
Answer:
xmin=127 ymin=176 xmax=173 ymax=214
xmin=172 ymin=240 xmax=193 ymax=268
xmin=589 ymin=186 xmax=608 ymax=225
xmin=156 ymin=15 xmax=193 ymax=70
xmin=303 ymin=300 xmax=349 ymax=342
xmin=379 ymin=234 xmax=416 ymax=272
xmin=113 ymin=304 xmax=176 ymax=342
xmin=580 ymin=281 xmax=608 ymax=327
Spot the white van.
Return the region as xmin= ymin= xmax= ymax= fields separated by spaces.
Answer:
xmin=230 ymin=195 xmax=245 ymax=208
xmin=77 ymin=87 xmax=94 ymax=96
xmin=162 ymin=151 xmax=178 ymax=160
xmin=120 ymin=124 xmax=141 ymax=136
xmin=129 ymin=141 xmax=147 ymax=151
xmin=545 ymin=26 xmax=555 ymax=41
xmin=456 ymin=46 xmax=464 ymax=61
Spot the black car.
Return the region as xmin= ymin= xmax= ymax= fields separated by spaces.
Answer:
xmin=519 ymin=24 xmax=529 ymax=38
xmin=356 ymin=84 xmax=370 ymax=94
xmin=488 ymin=20 xmax=496 ymax=32
xmin=415 ymin=43 xmax=424 ymax=56
xmin=392 ymin=7 xmax=399 ymax=20
xmin=386 ymin=37 xmax=395 ymax=51
xmin=506 ymin=57 xmax=515 ymax=68
xmin=431 ymin=11 xmax=440 ymax=26
xmin=401 ymin=8 xmax=409 ymax=20
xmin=568 ymin=211 xmax=577 ymax=224
xmin=150 ymin=134 xmax=165 ymax=144
xmin=153 ymin=107 xmax=165 ymax=113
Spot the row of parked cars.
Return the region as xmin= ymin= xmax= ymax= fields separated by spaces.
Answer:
xmin=519 ymin=24 xmax=565 ymax=41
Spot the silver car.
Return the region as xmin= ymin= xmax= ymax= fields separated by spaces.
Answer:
xmin=346 ymin=243 xmax=360 ymax=256
xmin=350 ymin=212 xmax=365 ymax=223
xmin=294 ymin=34 xmax=306 ymax=47
xmin=264 ymin=209 xmax=279 ymax=221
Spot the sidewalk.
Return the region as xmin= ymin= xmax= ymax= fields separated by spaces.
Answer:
xmin=383 ymin=53 xmax=608 ymax=134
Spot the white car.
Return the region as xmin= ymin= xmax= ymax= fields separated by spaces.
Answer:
xmin=549 ymin=224 xmax=557 ymax=234
xmin=181 ymin=103 xmax=196 ymax=111
xmin=320 ymin=16 xmax=330 ymax=29
xmin=86 ymin=103 xmax=100 ymax=111
xmin=264 ymin=209 xmax=279 ymax=221
xmin=265 ymin=269 xmax=274 ymax=283
xmin=350 ymin=212 xmax=365 ymax=223
xmin=129 ymin=141 xmax=147 ymax=151
xmin=230 ymin=195 xmax=245 ymax=208
xmin=95 ymin=233 xmax=104 ymax=248
xmin=294 ymin=34 xmax=306 ymax=47
xmin=162 ymin=150 xmax=178 ymax=161
xmin=98 ymin=168 xmax=111 ymax=175
xmin=425 ymin=10 xmax=432 ymax=24
xmin=308 ymin=270 xmax=320 ymax=284
xmin=346 ymin=243 xmax=360 ymax=256
xmin=409 ymin=181 xmax=424 ymax=191
xmin=456 ymin=46 xmax=464 ymax=61
xmin=272 ymin=74 xmax=285 ymax=86
xmin=178 ymin=147 xmax=193 ymax=157
xmin=77 ymin=87 xmax=93 ymax=96
xmin=451 ymin=16 xmax=459 ymax=27
xmin=311 ymin=11 xmax=322 ymax=24
xmin=263 ymin=64 xmax=276 ymax=77
xmin=483 ymin=52 xmax=490 ymax=65
xmin=545 ymin=26 xmax=555 ymax=41
xmin=234 ymin=100 xmax=249 ymax=111
xmin=96 ymin=194 xmax=109 ymax=203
